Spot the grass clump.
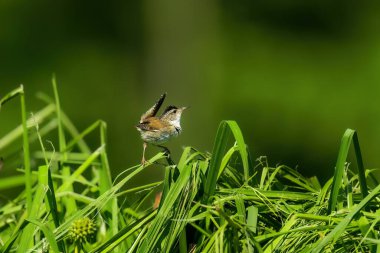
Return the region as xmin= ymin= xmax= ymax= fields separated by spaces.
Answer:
xmin=0 ymin=81 xmax=379 ymax=253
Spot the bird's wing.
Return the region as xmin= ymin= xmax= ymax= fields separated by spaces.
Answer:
xmin=136 ymin=118 xmax=164 ymax=132
xmin=140 ymin=93 xmax=166 ymax=123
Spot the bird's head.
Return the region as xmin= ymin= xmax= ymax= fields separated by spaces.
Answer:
xmin=160 ymin=106 xmax=188 ymax=128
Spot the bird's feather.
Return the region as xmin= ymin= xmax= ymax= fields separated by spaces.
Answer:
xmin=140 ymin=93 xmax=166 ymax=123
xmin=136 ymin=117 xmax=166 ymax=132
xmin=160 ymin=105 xmax=178 ymax=118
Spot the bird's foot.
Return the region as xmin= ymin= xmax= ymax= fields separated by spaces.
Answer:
xmin=157 ymin=145 xmax=170 ymax=157
xmin=141 ymin=157 xmax=147 ymax=166
xmin=156 ymin=145 xmax=175 ymax=166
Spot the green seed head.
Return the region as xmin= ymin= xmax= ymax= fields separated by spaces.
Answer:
xmin=68 ymin=217 xmax=97 ymax=244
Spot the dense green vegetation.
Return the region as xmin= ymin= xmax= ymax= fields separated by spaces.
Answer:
xmin=2 ymin=1 xmax=380 ymax=178
xmin=1 ymin=83 xmax=379 ymax=252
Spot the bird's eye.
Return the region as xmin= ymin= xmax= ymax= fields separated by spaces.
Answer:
xmin=173 ymin=109 xmax=177 ymax=113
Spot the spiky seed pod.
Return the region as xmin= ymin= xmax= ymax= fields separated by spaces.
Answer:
xmin=68 ymin=217 xmax=97 ymax=244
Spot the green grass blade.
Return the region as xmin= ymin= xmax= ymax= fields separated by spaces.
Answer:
xmin=218 ymin=188 xmax=313 ymax=201
xmin=204 ymin=120 xmax=250 ymax=203
xmin=36 ymin=91 xmax=91 ymax=153
xmin=312 ymin=182 xmax=380 ymax=253
xmin=0 ymin=104 xmax=55 ymax=152
xmin=57 ymin=145 xmax=104 ymax=193
xmin=47 ymin=167 xmax=66 ymax=252
xmin=164 ymin=164 xmax=200 ymax=252
xmin=52 ymin=77 xmax=78 ymax=216
xmin=317 ymin=178 xmax=333 ymax=205
xmin=19 ymin=85 xmax=32 ymax=216
xmin=18 ymin=165 xmax=48 ymax=252
xmin=137 ymin=163 xmax=192 ymax=252
xmin=179 ymin=229 xmax=188 ymax=253
xmin=204 ymin=121 xmax=231 ymax=203
xmin=52 ymin=75 xmax=67 ymax=161
xmin=158 ymin=165 xmax=172 ymax=210
xmin=352 ymin=132 xmax=368 ymax=199
xmin=12 ymin=84 xmax=34 ymax=253
xmin=263 ymin=215 xmax=297 ymax=253
xmin=26 ymin=219 xmax=60 ymax=253
xmin=90 ymin=211 xmax=157 ymax=253
xmin=65 ymin=120 xmax=101 ymax=152
xmin=247 ymin=206 xmax=258 ymax=234
xmin=225 ymin=121 xmax=249 ymax=182
xmin=328 ymin=129 xmax=354 ymax=213
xmin=0 ymin=86 xmax=24 ymax=109
xmin=236 ymin=197 xmax=254 ymax=252
xmin=61 ymin=112 xmax=92 ymax=154
xmin=0 ymin=220 xmax=28 ymax=253
xmin=177 ymin=146 xmax=192 ymax=172
xmin=328 ymin=129 xmax=368 ymax=214
xmin=0 ymin=175 xmax=25 ymax=190
xmin=235 ymin=196 xmax=246 ymax=223
xmin=99 ymin=121 xmax=113 ymax=194
xmin=218 ymin=146 xmax=238 ymax=179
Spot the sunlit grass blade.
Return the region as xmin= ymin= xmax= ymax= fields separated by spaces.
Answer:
xmin=36 ymin=91 xmax=92 ymax=154
xmin=57 ymin=145 xmax=104 ymax=193
xmin=204 ymin=121 xmax=232 ymax=203
xmin=179 ymin=229 xmax=187 ymax=253
xmin=52 ymin=76 xmax=79 ymax=217
xmin=19 ymin=85 xmax=32 ymax=215
xmin=247 ymin=206 xmax=258 ymax=234
xmin=18 ymin=165 xmax=48 ymax=252
xmin=352 ymin=132 xmax=369 ymax=198
xmin=52 ymin=75 xmax=66 ymax=159
xmin=0 ymin=86 xmax=23 ymax=109
xmin=204 ymin=120 xmax=250 ymax=203
xmin=0 ymin=104 xmax=55 ymax=154
xmin=225 ymin=121 xmax=249 ymax=182
xmin=65 ymin=120 xmax=101 ymax=152
xmin=177 ymin=146 xmax=193 ymax=172
xmin=89 ymin=211 xmax=157 ymax=253
xmin=0 ymin=220 xmax=28 ymax=253
xmin=0 ymin=175 xmax=25 ymax=190
xmin=312 ymin=183 xmax=380 ymax=253
xmin=328 ymin=129 xmax=368 ymax=214
xmin=26 ymin=219 xmax=60 ymax=253
xmin=218 ymin=146 xmax=239 ymax=179
xmin=11 ymin=84 xmax=35 ymax=252
xmin=99 ymin=121 xmax=113 ymax=197
xmin=137 ymin=162 xmax=193 ymax=252
xmin=159 ymin=165 xmax=173 ymax=210
xmin=47 ymin=167 xmax=66 ymax=252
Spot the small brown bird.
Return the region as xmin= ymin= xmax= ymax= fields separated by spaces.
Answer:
xmin=136 ymin=93 xmax=187 ymax=165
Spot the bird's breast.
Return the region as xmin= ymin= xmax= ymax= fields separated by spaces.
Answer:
xmin=140 ymin=125 xmax=180 ymax=144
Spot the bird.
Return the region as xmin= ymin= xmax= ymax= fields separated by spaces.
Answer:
xmin=136 ymin=93 xmax=187 ymax=165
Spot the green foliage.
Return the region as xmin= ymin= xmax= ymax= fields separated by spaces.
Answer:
xmin=1 ymin=83 xmax=380 ymax=253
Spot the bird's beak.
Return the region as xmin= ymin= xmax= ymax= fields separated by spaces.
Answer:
xmin=181 ymin=106 xmax=189 ymax=111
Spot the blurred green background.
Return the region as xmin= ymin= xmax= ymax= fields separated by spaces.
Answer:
xmin=1 ymin=1 xmax=380 ymax=183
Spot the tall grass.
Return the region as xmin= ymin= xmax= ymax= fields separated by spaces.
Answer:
xmin=0 ymin=82 xmax=379 ymax=253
